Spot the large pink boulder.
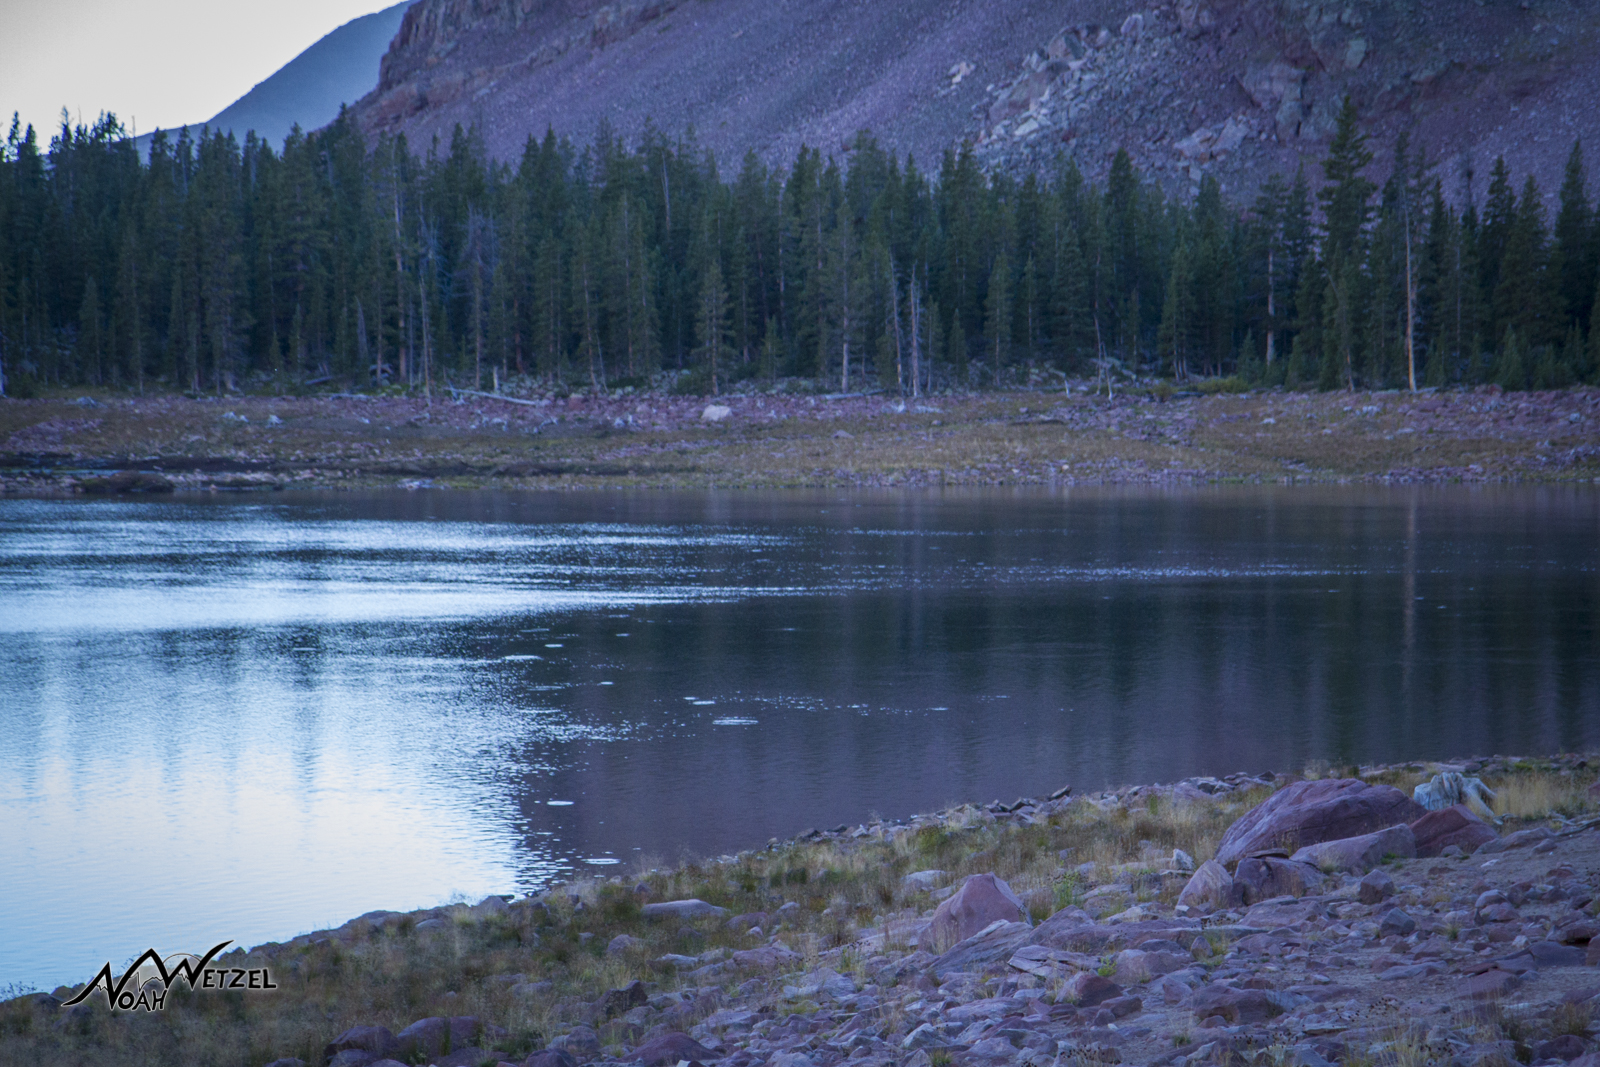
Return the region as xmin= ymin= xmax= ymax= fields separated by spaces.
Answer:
xmin=1410 ymin=804 xmax=1499 ymax=857
xmin=929 ymin=873 xmax=1028 ymax=948
xmin=1214 ymin=778 xmax=1426 ymax=868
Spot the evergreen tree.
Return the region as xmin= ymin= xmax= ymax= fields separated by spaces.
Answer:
xmin=695 ymin=257 xmax=732 ymax=394
xmin=1494 ymin=325 xmax=1526 ymax=391
xmin=1554 ymin=141 xmax=1594 ymax=333
xmin=983 ymin=249 xmax=1012 ymax=368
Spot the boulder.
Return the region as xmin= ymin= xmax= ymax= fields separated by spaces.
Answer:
xmin=639 ymin=899 xmax=727 ymax=921
xmin=591 ymin=980 xmax=646 ymax=1020
xmin=701 ymin=404 xmax=731 ymax=422
xmin=525 ymin=1050 xmax=578 ymax=1067
xmin=1462 ymin=970 xmax=1521 ymax=999
xmin=1410 ymin=805 xmax=1498 ymax=857
xmin=1111 ymin=948 xmax=1188 ymax=984
xmin=1290 ymin=824 xmax=1416 ymax=873
xmin=930 ymin=920 xmax=1034 ymax=976
xmin=325 ymin=1026 xmax=398 ymax=1062
xmin=1378 ymin=908 xmax=1417 ymax=937
xmin=1060 ymin=972 xmax=1123 ymax=1007
xmin=1215 ymin=779 xmax=1426 ymax=868
xmin=1188 ymin=987 xmax=1306 ymax=1024
xmin=1177 ymin=860 xmax=1233 ymax=911
xmin=606 ymin=934 xmax=644 ymax=956
xmin=549 ymin=1026 xmax=601 ymax=1062
xmin=434 ymin=1051 xmax=488 ymax=1067
xmin=1528 ymin=941 xmax=1587 ymax=967
xmin=633 ymin=1031 xmax=718 ymax=1066
xmin=902 ymin=870 xmax=948 ymax=891
xmin=1233 ymin=857 xmax=1326 ymax=904
xmin=929 ymin=873 xmax=1029 ymax=948
xmin=1358 ymin=869 xmax=1395 ymax=905
xmin=1535 ymin=1035 xmax=1588 ymax=1062
xmin=1479 ymin=827 xmax=1552 ymax=855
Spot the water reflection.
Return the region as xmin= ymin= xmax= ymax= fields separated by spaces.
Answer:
xmin=0 ymin=487 xmax=1596 ymax=989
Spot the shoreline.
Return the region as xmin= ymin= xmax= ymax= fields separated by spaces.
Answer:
xmin=9 ymin=750 xmax=1600 ymax=1067
xmin=3 ymin=386 xmax=1598 ymax=494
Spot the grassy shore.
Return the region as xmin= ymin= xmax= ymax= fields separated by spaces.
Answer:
xmin=3 ymin=383 xmax=1598 ymax=493
xmin=4 ymin=753 xmax=1596 ymax=1067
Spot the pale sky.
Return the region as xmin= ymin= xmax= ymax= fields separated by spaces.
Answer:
xmin=0 ymin=0 xmax=389 ymax=137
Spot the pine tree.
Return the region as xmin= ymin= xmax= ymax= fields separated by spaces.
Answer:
xmin=1494 ymin=325 xmax=1525 ymax=391
xmin=695 ymin=258 xmax=732 ymax=395
xmin=1553 ymin=141 xmax=1593 ymax=332
xmin=984 ymin=249 xmax=1011 ymax=369
xmin=1157 ymin=240 xmax=1194 ymax=381
xmin=77 ymin=276 xmax=103 ymax=384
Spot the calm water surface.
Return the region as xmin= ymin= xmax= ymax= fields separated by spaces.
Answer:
xmin=1 ymin=487 xmax=1597 ymax=988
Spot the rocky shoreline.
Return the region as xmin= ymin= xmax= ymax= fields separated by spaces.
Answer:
xmin=11 ymin=753 xmax=1600 ymax=1067
xmin=3 ymin=386 xmax=1598 ymax=494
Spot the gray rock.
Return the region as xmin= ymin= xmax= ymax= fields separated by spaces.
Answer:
xmin=902 ymin=869 xmax=948 ymax=891
xmin=1177 ymin=860 xmax=1233 ymax=911
xmin=903 ymin=1022 xmax=950 ymax=1050
xmin=640 ymin=899 xmax=728 ymax=921
xmin=524 ymin=1050 xmax=578 ymax=1067
xmin=606 ymin=934 xmax=645 ymax=956
xmin=394 ymin=1016 xmax=485 ymax=1060
xmin=1290 ymin=823 xmax=1416 ymax=873
xmin=632 ymin=1031 xmax=718 ymax=1066
xmin=1378 ymin=908 xmax=1417 ymax=937
xmin=328 ymin=1053 xmax=377 ymax=1067
xmin=1478 ymin=827 xmax=1553 ymax=855
xmin=1060 ymin=972 xmax=1123 ymax=1007
xmin=324 ymin=1026 xmax=397 ymax=1062
xmin=550 ymin=1025 xmax=601 ymax=1062
xmin=591 ymin=980 xmax=647 ymax=1020
xmin=1233 ymin=856 xmax=1326 ymax=904
xmin=931 ymin=919 xmax=1033 ymax=976
xmin=1188 ymin=987 xmax=1307 ymax=1024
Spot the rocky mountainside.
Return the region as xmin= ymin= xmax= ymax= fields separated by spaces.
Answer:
xmin=346 ymin=0 xmax=1600 ymax=200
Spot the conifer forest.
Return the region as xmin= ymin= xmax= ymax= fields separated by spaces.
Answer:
xmin=2 ymin=99 xmax=1598 ymax=398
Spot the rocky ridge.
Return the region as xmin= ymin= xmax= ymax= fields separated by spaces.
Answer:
xmin=967 ymin=0 xmax=1600 ymax=200
xmin=346 ymin=0 xmax=1600 ymax=204
xmin=20 ymin=752 xmax=1600 ymax=1067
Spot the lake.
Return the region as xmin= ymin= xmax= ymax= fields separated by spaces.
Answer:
xmin=1 ymin=487 xmax=1596 ymax=990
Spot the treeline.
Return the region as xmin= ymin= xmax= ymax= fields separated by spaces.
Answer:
xmin=1 ymin=99 xmax=1598 ymax=397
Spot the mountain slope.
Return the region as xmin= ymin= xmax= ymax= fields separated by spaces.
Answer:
xmin=347 ymin=0 xmax=1600 ymax=201
xmin=144 ymin=1 xmax=415 ymax=151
